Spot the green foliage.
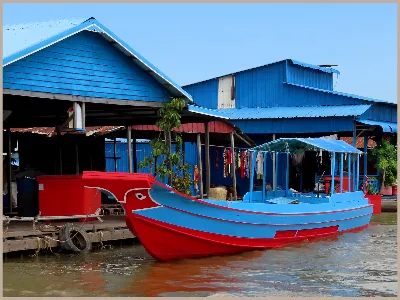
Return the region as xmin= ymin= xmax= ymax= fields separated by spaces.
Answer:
xmin=372 ymin=140 xmax=397 ymax=187
xmin=138 ymin=98 xmax=195 ymax=195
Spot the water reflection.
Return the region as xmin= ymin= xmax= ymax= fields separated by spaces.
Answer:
xmin=3 ymin=213 xmax=397 ymax=297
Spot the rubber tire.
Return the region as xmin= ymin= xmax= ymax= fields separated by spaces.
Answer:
xmin=59 ymin=223 xmax=92 ymax=253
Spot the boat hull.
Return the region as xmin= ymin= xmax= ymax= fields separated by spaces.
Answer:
xmin=82 ymin=171 xmax=373 ymax=262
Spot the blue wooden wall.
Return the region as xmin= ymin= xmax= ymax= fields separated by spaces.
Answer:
xmin=4 ymin=31 xmax=170 ymax=102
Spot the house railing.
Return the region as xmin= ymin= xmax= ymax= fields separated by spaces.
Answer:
xmin=314 ymin=174 xmax=381 ymax=193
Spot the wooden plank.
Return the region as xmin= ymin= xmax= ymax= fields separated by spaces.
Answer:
xmin=3 ymin=228 xmax=136 ymax=253
xmin=197 ymin=133 xmax=204 ymax=197
xmin=127 ymin=126 xmax=133 ymax=173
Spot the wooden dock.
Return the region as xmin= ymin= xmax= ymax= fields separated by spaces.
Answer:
xmin=3 ymin=215 xmax=136 ymax=254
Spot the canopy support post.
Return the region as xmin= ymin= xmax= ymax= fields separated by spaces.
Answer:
xmin=275 ymin=153 xmax=279 ymax=191
xmin=352 ymin=124 xmax=357 ymax=192
xmin=262 ymin=152 xmax=266 ymax=202
xmin=285 ymin=153 xmax=289 ymax=196
xmin=133 ymin=134 xmax=137 ymax=173
xmin=348 ymin=154 xmax=352 ymax=192
xmin=340 ymin=153 xmax=344 ymax=193
xmin=249 ymin=151 xmax=255 ymax=203
xmin=331 ymin=152 xmax=336 ymax=195
xmin=272 ymin=134 xmax=276 ymax=190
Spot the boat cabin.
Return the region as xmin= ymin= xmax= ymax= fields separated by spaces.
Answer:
xmin=243 ymin=138 xmax=364 ymax=205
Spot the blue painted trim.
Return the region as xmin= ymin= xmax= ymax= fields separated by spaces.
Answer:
xmin=340 ymin=153 xmax=344 ymax=193
xmin=331 ymin=152 xmax=336 ymax=195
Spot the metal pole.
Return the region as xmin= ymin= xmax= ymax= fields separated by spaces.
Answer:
xmin=127 ymin=126 xmax=133 ymax=173
xmin=75 ymin=143 xmax=79 ymax=175
xmin=249 ymin=151 xmax=255 ymax=202
xmin=275 ymin=153 xmax=279 ymax=190
xmin=113 ymin=138 xmax=117 ymax=172
xmin=196 ymin=134 xmax=204 ymax=198
xmin=230 ymin=132 xmax=237 ymax=200
xmin=331 ymin=152 xmax=336 ymax=195
xmin=352 ymin=124 xmax=357 ymax=193
xmin=272 ymin=134 xmax=276 ymax=190
xmin=363 ymin=135 xmax=368 ymax=182
xmin=204 ymin=122 xmax=211 ymax=197
xmin=356 ymin=154 xmax=360 ymax=191
xmin=348 ymin=154 xmax=351 ymax=192
xmin=285 ymin=153 xmax=289 ymax=195
xmin=262 ymin=152 xmax=267 ymax=202
xmin=340 ymin=153 xmax=344 ymax=193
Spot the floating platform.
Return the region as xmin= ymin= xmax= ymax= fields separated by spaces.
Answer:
xmin=3 ymin=215 xmax=135 ymax=254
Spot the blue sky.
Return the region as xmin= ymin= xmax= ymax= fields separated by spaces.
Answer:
xmin=3 ymin=3 xmax=397 ymax=103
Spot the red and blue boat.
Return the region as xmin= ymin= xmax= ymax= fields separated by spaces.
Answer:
xmin=82 ymin=138 xmax=373 ymax=262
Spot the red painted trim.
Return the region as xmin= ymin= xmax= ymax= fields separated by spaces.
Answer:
xmin=156 ymin=203 xmax=372 ymax=226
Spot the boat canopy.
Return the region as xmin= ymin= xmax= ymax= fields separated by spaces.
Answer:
xmin=250 ymin=138 xmax=363 ymax=154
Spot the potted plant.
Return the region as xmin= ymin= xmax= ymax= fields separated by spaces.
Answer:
xmin=364 ymin=179 xmax=381 ymax=214
xmin=372 ymin=140 xmax=397 ymax=196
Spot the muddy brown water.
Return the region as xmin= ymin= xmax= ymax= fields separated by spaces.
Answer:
xmin=3 ymin=213 xmax=397 ymax=297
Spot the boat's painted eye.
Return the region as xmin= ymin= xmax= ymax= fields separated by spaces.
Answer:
xmin=135 ymin=193 xmax=147 ymax=200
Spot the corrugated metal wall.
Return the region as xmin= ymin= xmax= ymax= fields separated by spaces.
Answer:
xmin=4 ymin=31 xmax=170 ymax=102
xmin=235 ymin=61 xmax=286 ymax=108
xmin=360 ymin=103 xmax=397 ymax=123
xmin=286 ymin=62 xmax=334 ymax=90
xmin=232 ymin=117 xmax=354 ymax=134
xmin=183 ymin=79 xmax=219 ymax=108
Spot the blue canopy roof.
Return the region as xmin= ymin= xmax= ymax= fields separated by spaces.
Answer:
xmin=250 ymin=138 xmax=363 ymax=154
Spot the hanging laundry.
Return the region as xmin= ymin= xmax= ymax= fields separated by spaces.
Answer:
xmin=194 ymin=165 xmax=200 ymax=191
xmin=240 ymin=151 xmax=245 ymax=178
xmin=223 ymin=149 xmax=228 ymax=178
xmin=227 ymin=149 xmax=232 ymax=177
xmin=237 ymin=150 xmax=241 ymax=169
xmin=256 ymin=152 xmax=264 ymax=180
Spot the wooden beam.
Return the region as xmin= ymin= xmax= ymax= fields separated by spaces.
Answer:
xmin=127 ymin=126 xmax=133 ymax=173
xmin=204 ymin=122 xmax=211 ymax=197
xmin=81 ymin=102 xmax=86 ymax=129
xmin=196 ymin=133 xmax=204 ymax=198
xmin=133 ymin=132 xmax=138 ymax=173
xmin=6 ymin=128 xmax=13 ymax=213
xmin=3 ymin=89 xmax=164 ymax=108
xmin=234 ymin=131 xmax=252 ymax=147
xmin=230 ymin=132 xmax=237 ymax=200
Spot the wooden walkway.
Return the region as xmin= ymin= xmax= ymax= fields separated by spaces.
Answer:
xmin=3 ymin=215 xmax=136 ymax=254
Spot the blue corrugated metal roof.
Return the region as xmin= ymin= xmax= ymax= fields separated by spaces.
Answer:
xmin=188 ymin=104 xmax=371 ymax=120
xmin=357 ymin=119 xmax=397 ymax=133
xmin=290 ymin=60 xmax=340 ymax=75
xmin=285 ymin=82 xmax=395 ymax=105
xmin=3 ymin=17 xmax=193 ymax=102
xmin=251 ymin=138 xmax=363 ymax=154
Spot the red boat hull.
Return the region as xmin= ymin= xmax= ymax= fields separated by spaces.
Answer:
xmin=129 ymin=213 xmax=369 ymax=262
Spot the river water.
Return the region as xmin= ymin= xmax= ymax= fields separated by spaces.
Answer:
xmin=3 ymin=213 xmax=397 ymax=297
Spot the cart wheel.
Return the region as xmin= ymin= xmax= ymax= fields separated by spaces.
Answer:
xmin=59 ymin=223 xmax=92 ymax=253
